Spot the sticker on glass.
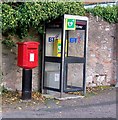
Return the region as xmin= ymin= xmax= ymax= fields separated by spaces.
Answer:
xmin=65 ymin=19 xmax=76 ymax=30
xmin=55 ymin=73 xmax=59 ymax=81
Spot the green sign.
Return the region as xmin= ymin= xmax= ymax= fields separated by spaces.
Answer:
xmin=58 ymin=43 xmax=61 ymax=52
xmin=65 ymin=19 xmax=76 ymax=30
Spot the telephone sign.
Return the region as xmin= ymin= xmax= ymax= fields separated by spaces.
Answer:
xmin=69 ymin=38 xmax=77 ymax=43
xmin=48 ymin=37 xmax=55 ymax=42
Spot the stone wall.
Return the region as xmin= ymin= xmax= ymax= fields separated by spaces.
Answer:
xmin=86 ymin=15 xmax=117 ymax=87
xmin=2 ymin=29 xmax=41 ymax=91
xmin=2 ymin=15 xmax=117 ymax=91
xmin=115 ymin=23 xmax=118 ymax=87
xmin=0 ymin=35 xmax=2 ymax=93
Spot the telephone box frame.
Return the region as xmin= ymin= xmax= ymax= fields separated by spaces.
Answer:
xmin=40 ymin=14 xmax=88 ymax=96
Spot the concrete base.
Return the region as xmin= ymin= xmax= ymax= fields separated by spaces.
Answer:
xmin=55 ymin=96 xmax=84 ymax=101
xmin=42 ymin=93 xmax=84 ymax=101
xmin=42 ymin=94 xmax=55 ymax=99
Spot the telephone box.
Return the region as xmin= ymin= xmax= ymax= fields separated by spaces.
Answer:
xmin=17 ymin=41 xmax=40 ymax=69
xmin=41 ymin=14 xmax=88 ymax=97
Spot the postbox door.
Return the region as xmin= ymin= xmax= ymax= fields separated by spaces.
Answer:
xmin=27 ymin=48 xmax=38 ymax=68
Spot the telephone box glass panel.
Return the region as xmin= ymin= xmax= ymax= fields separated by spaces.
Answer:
xmin=45 ymin=29 xmax=62 ymax=57
xmin=44 ymin=62 xmax=60 ymax=89
xmin=68 ymin=30 xmax=85 ymax=57
xmin=67 ymin=63 xmax=84 ymax=89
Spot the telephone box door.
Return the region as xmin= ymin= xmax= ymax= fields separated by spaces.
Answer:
xmin=62 ymin=15 xmax=88 ymax=94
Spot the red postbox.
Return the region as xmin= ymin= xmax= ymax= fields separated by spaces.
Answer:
xmin=17 ymin=41 xmax=40 ymax=69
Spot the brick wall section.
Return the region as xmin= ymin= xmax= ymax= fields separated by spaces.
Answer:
xmin=2 ymin=15 xmax=117 ymax=91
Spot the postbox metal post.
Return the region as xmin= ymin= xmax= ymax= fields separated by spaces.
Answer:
xmin=22 ymin=69 xmax=32 ymax=100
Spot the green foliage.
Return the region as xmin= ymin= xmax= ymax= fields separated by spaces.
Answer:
xmin=2 ymin=2 xmax=86 ymax=38
xmin=1 ymin=2 xmax=117 ymax=48
xmin=86 ymin=5 xmax=118 ymax=23
xmin=2 ymin=4 xmax=18 ymax=33
xmin=2 ymin=2 xmax=118 ymax=38
xmin=2 ymin=37 xmax=16 ymax=48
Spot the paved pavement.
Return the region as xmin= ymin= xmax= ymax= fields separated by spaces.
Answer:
xmin=2 ymin=87 xmax=117 ymax=118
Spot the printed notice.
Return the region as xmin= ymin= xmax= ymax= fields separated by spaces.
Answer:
xmin=55 ymin=73 xmax=60 ymax=81
xmin=30 ymin=53 xmax=34 ymax=62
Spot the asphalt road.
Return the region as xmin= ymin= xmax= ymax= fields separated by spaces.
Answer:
xmin=2 ymin=87 xmax=117 ymax=118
